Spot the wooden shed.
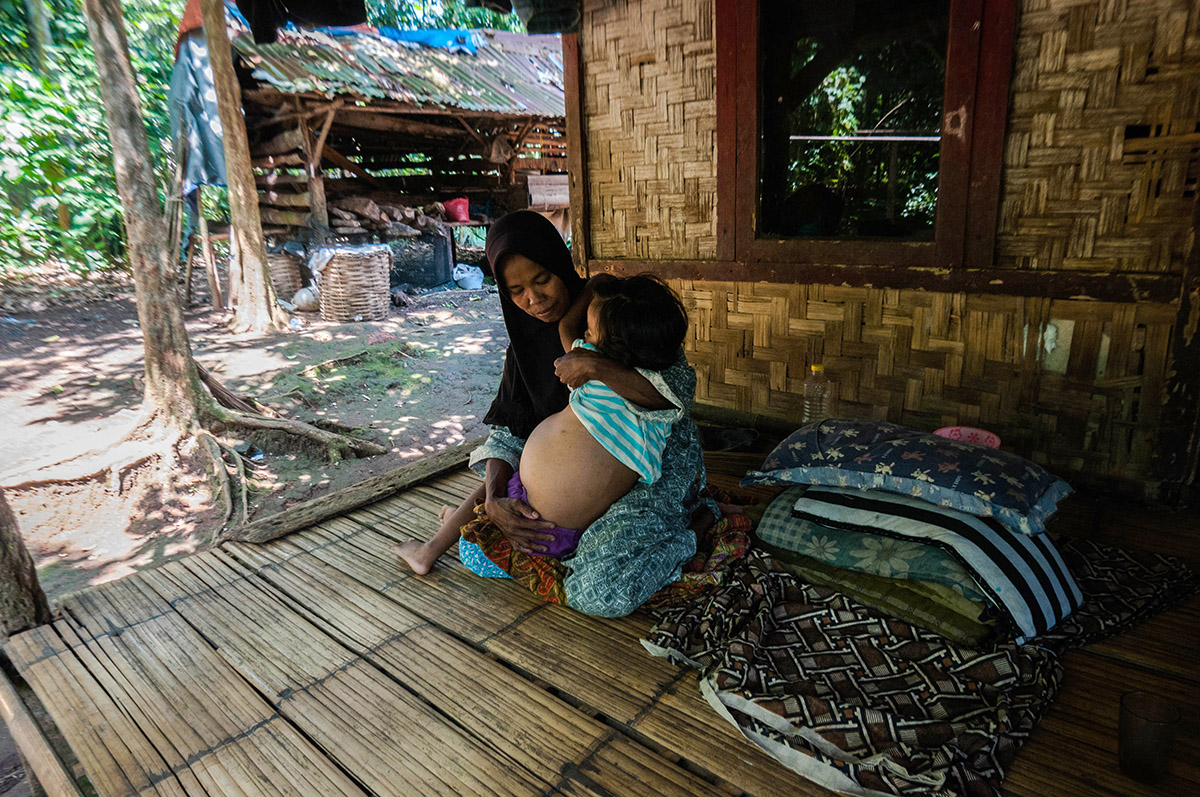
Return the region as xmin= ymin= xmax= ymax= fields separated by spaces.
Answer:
xmin=563 ymin=0 xmax=1200 ymax=501
xmin=230 ymin=24 xmax=568 ymax=242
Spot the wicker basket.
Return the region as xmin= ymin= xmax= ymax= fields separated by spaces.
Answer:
xmin=316 ymin=246 xmax=392 ymax=322
xmin=267 ymin=252 xmax=303 ymax=300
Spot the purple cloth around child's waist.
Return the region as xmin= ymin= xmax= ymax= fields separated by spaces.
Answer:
xmin=508 ymin=471 xmax=583 ymax=558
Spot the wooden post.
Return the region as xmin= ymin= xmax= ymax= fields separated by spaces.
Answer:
xmin=183 ymin=235 xmax=197 ymax=306
xmin=562 ymin=33 xmax=591 ymax=271
xmin=196 ymin=194 xmax=224 ymax=310
xmin=200 ymin=0 xmax=285 ymax=332
xmin=303 ymin=103 xmax=340 ymax=247
xmin=1152 ymin=190 xmax=1200 ymax=503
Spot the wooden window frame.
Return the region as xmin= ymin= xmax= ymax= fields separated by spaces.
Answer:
xmin=720 ymin=0 xmax=1018 ymax=269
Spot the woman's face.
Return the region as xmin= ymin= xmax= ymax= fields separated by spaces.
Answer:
xmin=500 ymin=253 xmax=570 ymax=323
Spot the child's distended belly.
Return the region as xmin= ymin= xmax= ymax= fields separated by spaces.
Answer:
xmin=519 ymin=406 xmax=639 ymax=532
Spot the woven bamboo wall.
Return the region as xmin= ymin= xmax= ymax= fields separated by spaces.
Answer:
xmin=574 ymin=0 xmax=1196 ymax=486
xmin=675 ymin=280 xmax=1174 ymax=482
xmin=997 ymin=0 xmax=1200 ymax=273
xmin=579 ymin=0 xmax=718 ymax=259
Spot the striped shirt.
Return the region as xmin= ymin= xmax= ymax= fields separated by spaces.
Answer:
xmin=569 ymin=340 xmax=675 ymax=483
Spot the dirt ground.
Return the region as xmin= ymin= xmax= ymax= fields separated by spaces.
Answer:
xmin=0 ymin=278 xmax=507 ymax=600
xmin=0 ymin=268 xmax=510 ymax=794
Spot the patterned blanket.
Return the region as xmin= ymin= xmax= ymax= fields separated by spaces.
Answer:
xmin=643 ymin=538 xmax=1198 ymax=796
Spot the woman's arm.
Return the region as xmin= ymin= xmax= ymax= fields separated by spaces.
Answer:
xmin=469 ymin=426 xmax=557 ymax=554
xmin=481 ymin=458 xmax=557 ymax=555
xmin=554 ymin=353 xmax=674 ymax=410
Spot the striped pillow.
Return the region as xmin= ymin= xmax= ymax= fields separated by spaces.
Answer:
xmin=792 ymin=486 xmax=1083 ymax=642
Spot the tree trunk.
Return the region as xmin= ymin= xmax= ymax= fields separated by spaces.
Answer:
xmin=0 ymin=491 xmax=51 ymax=639
xmin=201 ymin=0 xmax=286 ymax=333
xmin=22 ymin=0 xmax=54 ymax=74
xmin=82 ymin=0 xmax=208 ymax=431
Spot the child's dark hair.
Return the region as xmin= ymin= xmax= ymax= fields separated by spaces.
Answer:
xmin=592 ymin=274 xmax=688 ymax=371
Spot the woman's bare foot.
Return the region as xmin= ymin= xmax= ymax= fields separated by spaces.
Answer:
xmin=394 ymin=540 xmax=436 ymax=575
xmin=393 ymin=506 xmax=456 ymax=575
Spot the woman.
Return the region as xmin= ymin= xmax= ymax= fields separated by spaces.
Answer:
xmin=396 ymin=211 xmax=708 ymax=617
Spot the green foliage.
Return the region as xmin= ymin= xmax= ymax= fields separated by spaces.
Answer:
xmin=1 ymin=1 xmax=522 ymax=280
xmin=368 ymin=1 xmax=524 ymax=32
xmin=0 ymin=0 xmax=178 ymax=278
xmin=786 ymin=39 xmax=945 ymax=236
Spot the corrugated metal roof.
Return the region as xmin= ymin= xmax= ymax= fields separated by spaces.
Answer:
xmin=234 ymin=27 xmax=565 ymax=118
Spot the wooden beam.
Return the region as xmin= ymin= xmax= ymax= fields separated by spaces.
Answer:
xmin=455 ymin=116 xmax=489 ymax=149
xmin=255 ymin=172 xmax=309 ymax=186
xmin=310 ymin=99 xmax=343 ymax=169
xmin=251 ymin=152 xmax=304 ymax=169
xmin=217 ymin=437 xmax=484 ymax=545
xmin=258 ymin=207 xmax=310 ymax=227
xmin=256 ymin=126 xmax=306 ymax=157
xmin=715 ymin=0 xmax=737 ymax=261
xmin=257 ymin=190 xmax=311 ymax=207
xmin=963 ymin=0 xmax=1018 ymax=267
xmin=588 ymin=258 xmax=1184 ymax=304
xmin=320 ymin=145 xmax=384 ymax=188
xmin=335 ymin=109 xmax=463 ymax=138
xmin=0 ymin=666 xmax=85 ymax=797
xmin=562 ymin=32 xmax=590 ymax=270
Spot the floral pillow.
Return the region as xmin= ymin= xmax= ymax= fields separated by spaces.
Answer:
xmin=754 ymin=486 xmax=988 ymax=603
xmin=742 ymin=418 xmax=1072 ymax=536
xmin=790 ymin=485 xmax=1083 ymax=641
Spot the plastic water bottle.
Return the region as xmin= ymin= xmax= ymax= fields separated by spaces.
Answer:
xmin=802 ymin=364 xmax=832 ymax=425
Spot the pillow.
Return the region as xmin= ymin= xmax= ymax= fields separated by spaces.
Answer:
xmin=754 ymin=486 xmax=988 ymax=603
xmin=792 ymin=485 xmax=1084 ymax=641
xmin=742 ymin=418 xmax=1072 ymax=536
xmin=764 ymin=546 xmax=996 ymax=647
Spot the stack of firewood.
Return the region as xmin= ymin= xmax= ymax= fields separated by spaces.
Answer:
xmin=328 ymin=198 xmax=448 ymax=238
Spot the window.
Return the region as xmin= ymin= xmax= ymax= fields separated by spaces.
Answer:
xmin=725 ymin=0 xmax=1016 ymax=268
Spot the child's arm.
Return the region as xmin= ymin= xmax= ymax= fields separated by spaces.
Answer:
xmin=558 ymin=273 xmax=616 ymax=353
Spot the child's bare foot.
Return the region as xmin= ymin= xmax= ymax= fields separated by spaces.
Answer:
xmin=393 ymin=506 xmax=457 ymax=575
xmin=394 ymin=540 xmax=436 ymax=575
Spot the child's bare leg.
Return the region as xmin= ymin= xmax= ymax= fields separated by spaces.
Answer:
xmin=395 ymin=483 xmax=485 ymax=574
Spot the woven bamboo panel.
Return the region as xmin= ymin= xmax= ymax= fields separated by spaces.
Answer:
xmin=579 ymin=0 xmax=718 ymax=259
xmin=675 ymin=278 xmax=1175 ymax=485
xmin=998 ymin=0 xmax=1200 ymax=273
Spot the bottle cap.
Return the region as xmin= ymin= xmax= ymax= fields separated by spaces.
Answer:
xmin=810 ymin=364 xmax=824 ymax=373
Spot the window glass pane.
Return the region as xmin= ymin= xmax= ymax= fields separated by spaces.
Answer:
xmin=759 ymin=0 xmax=950 ymax=240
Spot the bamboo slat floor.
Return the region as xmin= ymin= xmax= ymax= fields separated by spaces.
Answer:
xmin=4 ymin=455 xmax=1199 ymax=796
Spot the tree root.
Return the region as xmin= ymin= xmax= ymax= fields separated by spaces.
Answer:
xmin=3 ymin=364 xmax=386 ymax=543
xmin=197 ymin=431 xmax=234 ymax=528
xmin=207 ymin=405 xmax=387 ymax=462
xmin=217 ymin=439 xmax=250 ymax=526
xmin=196 ymin=362 xmax=277 ymax=417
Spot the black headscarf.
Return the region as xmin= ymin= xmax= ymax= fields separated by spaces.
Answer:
xmin=483 ymin=211 xmax=586 ymax=439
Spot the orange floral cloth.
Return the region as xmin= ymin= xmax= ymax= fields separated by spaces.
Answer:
xmin=460 ymin=487 xmax=754 ymax=613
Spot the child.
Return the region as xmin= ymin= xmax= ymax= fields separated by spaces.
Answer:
xmin=396 ymin=274 xmax=689 ymax=571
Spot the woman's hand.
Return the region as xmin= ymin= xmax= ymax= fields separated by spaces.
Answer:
xmin=554 ymin=348 xmax=605 ymax=388
xmin=484 ymin=495 xmax=558 ymax=555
